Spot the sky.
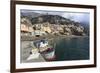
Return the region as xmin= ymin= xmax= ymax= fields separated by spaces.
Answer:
xmin=21 ymin=9 xmax=90 ymax=25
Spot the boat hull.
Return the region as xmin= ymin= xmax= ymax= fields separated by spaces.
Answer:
xmin=41 ymin=50 xmax=55 ymax=61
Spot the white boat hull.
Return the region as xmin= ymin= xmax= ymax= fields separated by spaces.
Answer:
xmin=41 ymin=51 xmax=55 ymax=60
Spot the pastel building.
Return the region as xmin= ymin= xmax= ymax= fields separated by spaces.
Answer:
xmin=21 ymin=17 xmax=33 ymax=36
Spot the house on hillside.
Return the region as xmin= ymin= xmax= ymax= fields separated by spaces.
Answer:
xmin=41 ymin=26 xmax=51 ymax=34
xmin=21 ymin=17 xmax=33 ymax=36
xmin=32 ymin=23 xmax=46 ymax=37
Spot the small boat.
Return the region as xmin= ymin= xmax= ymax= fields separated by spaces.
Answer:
xmin=32 ymin=39 xmax=56 ymax=61
xmin=38 ymin=39 xmax=56 ymax=61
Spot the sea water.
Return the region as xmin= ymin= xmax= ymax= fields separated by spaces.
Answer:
xmin=52 ymin=37 xmax=89 ymax=61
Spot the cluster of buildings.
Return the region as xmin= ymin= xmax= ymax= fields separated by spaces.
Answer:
xmin=21 ymin=17 xmax=85 ymax=37
xmin=21 ymin=17 xmax=33 ymax=36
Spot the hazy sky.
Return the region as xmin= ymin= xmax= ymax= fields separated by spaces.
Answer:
xmin=21 ymin=9 xmax=90 ymax=24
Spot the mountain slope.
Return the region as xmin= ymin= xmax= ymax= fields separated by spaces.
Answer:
xmin=31 ymin=15 xmax=72 ymax=25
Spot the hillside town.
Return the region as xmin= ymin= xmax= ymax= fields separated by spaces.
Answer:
xmin=21 ymin=15 xmax=86 ymax=41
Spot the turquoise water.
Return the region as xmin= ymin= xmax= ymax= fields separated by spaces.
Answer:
xmin=53 ymin=37 xmax=89 ymax=61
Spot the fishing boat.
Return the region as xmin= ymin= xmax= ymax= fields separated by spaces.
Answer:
xmin=37 ymin=39 xmax=56 ymax=61
xmin=26 ymin=38 xmax=56 ymax=61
